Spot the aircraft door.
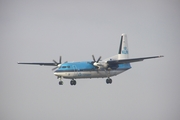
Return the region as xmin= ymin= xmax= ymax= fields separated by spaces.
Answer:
xmin=73 ymin=65 xmax=80 ymax=77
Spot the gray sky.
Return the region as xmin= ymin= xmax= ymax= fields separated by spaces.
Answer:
xmin=1 ymin=0 xmax=180 ymax=120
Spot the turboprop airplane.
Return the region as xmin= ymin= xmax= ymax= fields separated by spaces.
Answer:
xmin=18 ymin=33 xmax=163 ymax=85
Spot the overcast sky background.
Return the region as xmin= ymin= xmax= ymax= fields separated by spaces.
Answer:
xmin=1 ymin=0 xmax=180 ymax=120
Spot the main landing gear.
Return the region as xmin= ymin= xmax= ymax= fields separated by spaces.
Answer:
xmin=106 ymin=78 xmax=112 ymax=84
xmin=70 ymin=79 xmax=76 ymax=86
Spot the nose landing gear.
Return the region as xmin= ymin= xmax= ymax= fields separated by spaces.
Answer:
xmin=58 ymin=76 xmax=63 ymax=85
xmin=59 ymin=80 xmax=63 ymax=85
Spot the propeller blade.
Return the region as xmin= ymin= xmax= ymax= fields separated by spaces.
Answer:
xmin=92 ymin=55 xmax=96 ymax=62
xmin=53 ymin=60 xmax=58 ymax=65
xmin=52 ymin=56 xmax=63 ymax=70
xmin=52 ymin=66 xmax=58 ymax=71
xmin=59 ymin=56 xmax=61 ymax=64
xmin=97 ymin=56 xmax=101 ymax=63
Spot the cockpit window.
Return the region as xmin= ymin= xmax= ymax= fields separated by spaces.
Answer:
xmin=61 ymin=66 xmax=70 ymax=68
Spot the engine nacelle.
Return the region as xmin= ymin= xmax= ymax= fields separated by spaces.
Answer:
xmin=93 ymin=61 xmax=108 ymax=68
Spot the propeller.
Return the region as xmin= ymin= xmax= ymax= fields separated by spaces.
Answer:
xmin=92 ymin=55 xmax=101 ymax=67
xmin=92 ymin=55 xmax=109 ymax=69
xmin=52 ymin=56 xmax=62 ymax=71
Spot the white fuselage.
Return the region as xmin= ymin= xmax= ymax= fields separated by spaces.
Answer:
xmin=54 ymin=69 xmax=127 ymax=79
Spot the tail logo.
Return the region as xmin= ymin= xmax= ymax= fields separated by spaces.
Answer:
xmin=122 ymin=47 xmax=128 ymax=54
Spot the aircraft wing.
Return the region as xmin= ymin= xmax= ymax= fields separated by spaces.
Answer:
xmin=107 ymin=55 xmax=164 ymax=64
xmin=17 ymin=62 xmax=56 ymax=66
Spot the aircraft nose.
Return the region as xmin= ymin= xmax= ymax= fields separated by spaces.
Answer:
xmin=54 ymin=70 xmax=59 ymax=76
xmin=54 ymin=72 xmax=58 ymax=76
xmin=54 ymin=70 xmax=64 ymax=76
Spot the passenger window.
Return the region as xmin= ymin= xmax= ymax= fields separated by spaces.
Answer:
xmin=62 ymin=66 xmax=66 ymax=68
xmin=67 ymin=66 xmax=70 ymax=68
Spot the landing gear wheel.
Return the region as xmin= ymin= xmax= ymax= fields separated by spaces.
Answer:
xmin=109 ymin=79 xmax=112 ymax=84
xmin=106 ymin=78 xmax=112 ymax=84
xmin=74 ymin=80 xmax=77 ymax=85
xmin=70 ymin=80 xmax=73 ymax=85
xmin=59 ymin=81 xmax=63 ymax=85
xmin=70 ymin=80 xmax=77 ymax=85
xmin=106 ymin=79 xmax=108 ymax=84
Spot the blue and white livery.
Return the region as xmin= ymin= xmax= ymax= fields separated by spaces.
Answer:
xmin=18 ymin=33 xmax=163 ymax=85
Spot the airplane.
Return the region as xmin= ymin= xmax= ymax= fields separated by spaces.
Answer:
xmin=18 ymin=33 xmax=163 ymax=85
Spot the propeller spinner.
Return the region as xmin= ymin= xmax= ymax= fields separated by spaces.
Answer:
xmin=92 ymin=55 xmax=101 ymax=67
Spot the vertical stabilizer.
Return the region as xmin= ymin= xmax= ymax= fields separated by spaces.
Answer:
xmin=118 ymin=33 xmax=129 ymax=59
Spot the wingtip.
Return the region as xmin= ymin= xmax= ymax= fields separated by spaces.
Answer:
xmin=121 ymin=33 xmax=127 ymax=36
xmin=159 ymin=55 xmax=164 ymax=58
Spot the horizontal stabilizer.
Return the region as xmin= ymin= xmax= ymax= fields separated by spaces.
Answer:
xmin=107 ymin=55 xmax=164 ymax=64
